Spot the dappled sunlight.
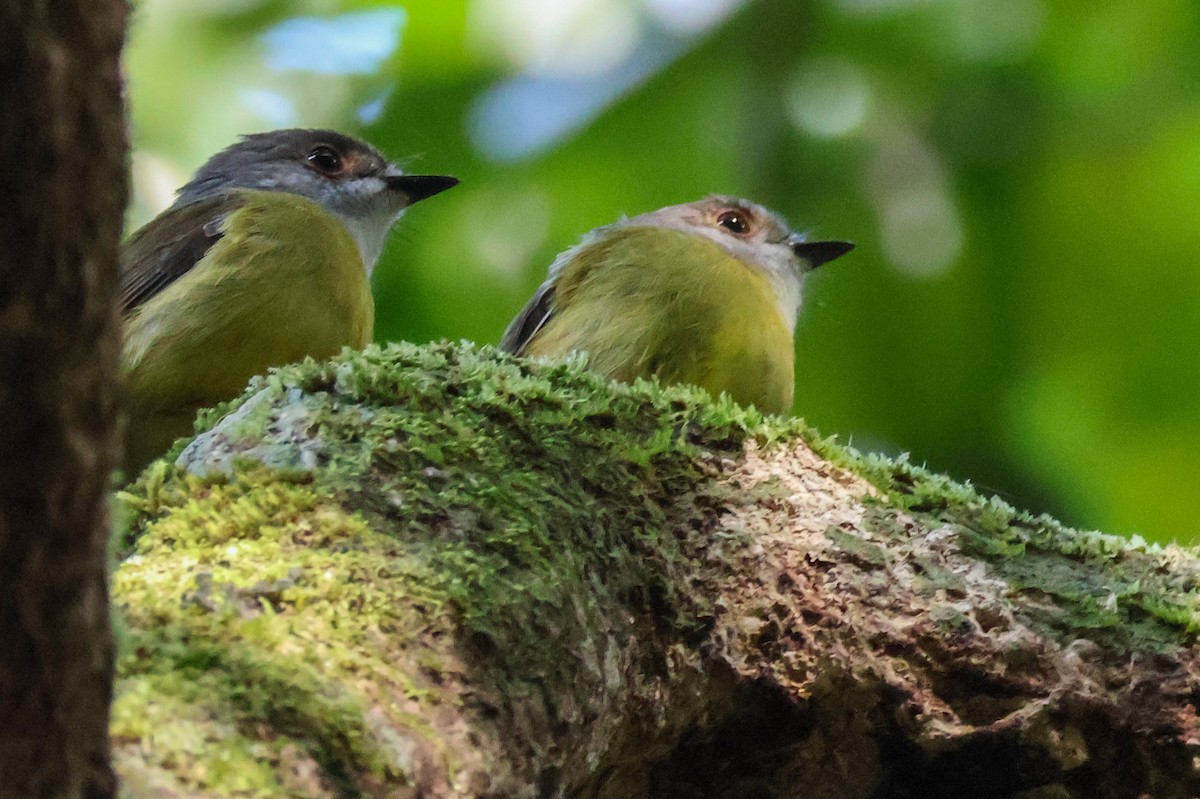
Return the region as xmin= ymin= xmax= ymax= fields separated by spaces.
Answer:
xmin=944 ymin=0 xmax=1043 ymax=63
xmin=261 ymin=9 xmax=406 ymax=75
xmin=466 ymin=47 xmax=683 ymax=161
xmin=645 ymin=0 xmax=744 ymax=33
xmin=787 ymin=57 xmax=871 ymax=139
xmin=865 ymin=131 xmax=962 ymax=278
xmin=465 ymin=0 xmax=746 ymax=160
xmin=463 ymin=185 xmax=553 ymax=279
xmin=468 ymin=0 xmax=641 ymax=78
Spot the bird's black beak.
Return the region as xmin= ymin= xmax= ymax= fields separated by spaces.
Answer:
xmin=790 ymin=238 xmax=855 ymax=269
xmin=386 ymin=174 xmax=460 ymax=204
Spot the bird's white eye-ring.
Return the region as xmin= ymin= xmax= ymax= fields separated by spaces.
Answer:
xmin=717 ymin=209 xmax=750 ymax=234
xmin=307 ymin=145 xmax=343 ymax=175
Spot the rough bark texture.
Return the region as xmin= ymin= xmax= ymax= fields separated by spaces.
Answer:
xmin=112 ymin=343 xmax=1200 ymax=799
xmin=0 ymin=0 xmax=128 ymax=796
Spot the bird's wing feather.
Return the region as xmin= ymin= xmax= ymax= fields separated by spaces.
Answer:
xmin=119 ymin=195 xmax=241 ymax=315
xmin=498 ymin=230 xmax=616 ymax=355
xmin=498 ymin=280 xmax=557 ymax=355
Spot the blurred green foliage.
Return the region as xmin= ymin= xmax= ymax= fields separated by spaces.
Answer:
xmin=125 ymin=0 xmax=1200 ymax=544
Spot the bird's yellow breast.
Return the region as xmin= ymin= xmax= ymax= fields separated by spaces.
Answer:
xmin=122 ymin=190 xmax=373 ymax=468
xmin=526 ymin=226 xmax=796 ymax=413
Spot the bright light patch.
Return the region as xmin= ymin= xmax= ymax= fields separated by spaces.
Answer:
xmin=644 ymin=0 xmax=745 ymax=34
xmin=238 ymin=87 xmax=296 ymax=127
xmin=129 ymin=151 xmax=185 ymax=225
xmin=879 ymin=189 xmax=963 ymax=277
xmin=867 ymin=132 xmax=963 ymax=278
xmin=788 ymin=57 xmax=870 ymax=138
xmin=468 ymin=44 xmax=682 ymax=161
xmin=357 ymin=92 xmax=388 ymax=124
xmin=947 ymin=0 xmax=1043 ymax=62
xmin=261 ymin=9 xmax=406 ymax=75
xmin=469 ymin=0 xmax=640 ymax=78
xmin=464 ymin=186 xmax=552 ymax=279
xmin=465 ymin=0 xmax=744 ymax=160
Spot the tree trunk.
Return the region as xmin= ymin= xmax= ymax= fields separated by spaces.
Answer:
xmin=112 ymin=343 xmax=1200 ymax=799
xmin=0 ymin=1 xmax=128 ymax=797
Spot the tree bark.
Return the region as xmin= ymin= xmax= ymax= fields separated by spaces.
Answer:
xmin=0 ymin=1 xmax=128 ymax=797
xmin=112 ymin=343 xmax=1200 ymax=799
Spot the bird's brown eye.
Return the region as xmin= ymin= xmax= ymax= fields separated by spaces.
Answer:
xmin=717 ymin=209 xmax=749 ymax=234
xmin=307 ymin=145 xmax=343 ymax=174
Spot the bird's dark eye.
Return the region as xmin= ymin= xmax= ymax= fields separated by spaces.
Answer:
xmin=307 ymin=145 xmax=343 ymax=174
xmin=717 ymin=209 xmax=750 ymax=234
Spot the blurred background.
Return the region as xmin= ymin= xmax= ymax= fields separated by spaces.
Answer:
xmin=125 ymin=0 xmax=1200 ymax=545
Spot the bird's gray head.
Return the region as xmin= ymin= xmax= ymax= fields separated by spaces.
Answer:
xmin=171 ymin=128 xmax=458 ymax=272
xmin=623 ymin=195 xmax=853 ymax=327
xmin=630 ymin=195 xmax=853 ymax=277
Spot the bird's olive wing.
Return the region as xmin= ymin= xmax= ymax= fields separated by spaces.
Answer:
xmin=498 ymin=280 xmax=557 ymax=355
xmin=119 ymin=195 xmax=239 ymax=315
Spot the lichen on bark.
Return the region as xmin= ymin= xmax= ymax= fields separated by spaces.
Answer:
xmin=113 ymin=341 xmax=1200 ymax=799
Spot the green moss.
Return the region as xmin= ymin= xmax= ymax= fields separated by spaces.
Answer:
xmin=115 ymin=341 xmax=1199 ymax=791
xmin=806 ymin=432 xmax=1200 ymax=648
xmin=111 ymin=673 xmax=285 ymax=792
xmin=116 ymin=341 xmax=791 ymax=790
xmin=115 ymin=460 xmax=460 ymax=794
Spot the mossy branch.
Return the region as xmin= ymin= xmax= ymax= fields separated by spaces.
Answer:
xmin=113 ymin=342 xmax=1200 ymax=799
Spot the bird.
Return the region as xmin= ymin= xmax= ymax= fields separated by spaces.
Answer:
xmin=120 ymin=128 xmax=457 ymax=473
xmin=500 ymin=196 xmax=852 ymax=414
